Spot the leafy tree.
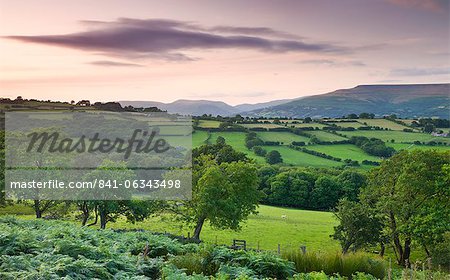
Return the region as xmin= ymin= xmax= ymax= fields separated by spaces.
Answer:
xmin=253 ymin=146 xmax=267 ymax=157
xmin=266 ymin=150 xmax=283 ymax=164
xmin=332 ymin=199 xmax=382 ymax=254
xmin=361 ymin=150 xmax=450 ymax=266
xmin=176 ymin=157 xmax=261 ymax=240
xmin=192 ymin=143 xmax=248 ymax=165
xmin=216 ymin=136 xmax=226 ymax=145
xmin=303 ymin=117 xmax=312 ymax=123
xmin=359 ymin=113 xmax=374 ymax=119
xmin=423 ymin=123 xmax=435 ymax=133
xmin=310 ymin=176 xmax=341 ymax=209
xmin=336 ymin=170 xmax=366 ymax=202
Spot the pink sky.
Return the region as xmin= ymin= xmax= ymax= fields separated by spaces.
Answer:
xmin=0 ymin=0 xmax=448 ymax=105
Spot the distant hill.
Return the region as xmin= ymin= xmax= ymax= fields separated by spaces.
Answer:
xmin=119 ymin=98 xmax=292 ymax=116
xmin=243 ymin=84 xmax=450 ymax=118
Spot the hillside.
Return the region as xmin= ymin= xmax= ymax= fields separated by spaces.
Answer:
xmin=243 ymin=84 xmax=450 ymax=118
xmin=119 ymin=98 xmax=293 ymax=116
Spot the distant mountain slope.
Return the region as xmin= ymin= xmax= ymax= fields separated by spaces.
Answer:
xmin=120 ymin=99 xmax=239 ymax=116
xmin=243 ymin=84 xmax=450 ymax=118
xmin=120 ymin=98 xmax=293 ymax=116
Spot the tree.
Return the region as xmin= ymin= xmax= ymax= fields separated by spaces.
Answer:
xmin=361 ymin=150 xmax=450 ymax=266
xmin=332 ymin=199 xmax=382 ymax=254
xmin=423 ymin=123 xmax=435 ymax=133
xmin=192 ymin=143 xmax=248 ymax=165
xmin=337 ymin=170 xmax=366 ymax=202
xmin=359 ymin=112 xmax=374 ymax=119
xmin=176 ymin=158 xmax=261 ymax=240
xmin=253 ymin=146 xmax=267 ymax=156
xmin=216 ymin=136 xmax=226 ymax=145
xmin=266 ymin=150 xmax=283 ymax=164
xmin=303 ymin=117 xmax=312 ymax=123
xmin=310 ymin=176 xmax=341 ymax=209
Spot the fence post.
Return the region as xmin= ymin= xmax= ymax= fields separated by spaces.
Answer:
xmin=300 ymin=245 xmax=306 ymax=254
xmin=277 ymin=244 xmax=281 ymax=255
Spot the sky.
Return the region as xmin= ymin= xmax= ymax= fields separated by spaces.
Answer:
xmin=0 ymin=0 xmax=449 ymax=105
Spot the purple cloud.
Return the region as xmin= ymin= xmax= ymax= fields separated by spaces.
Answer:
xmin=89 ymin=60 xmax=144 ymax=67
xmin=5 ymin=18 xmax=347 ymax=61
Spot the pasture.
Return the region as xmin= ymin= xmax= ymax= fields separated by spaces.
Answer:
xmin=386 ymin=143 xmax=450 ymax=151
xmin=197 ymin=120 xmax=222 ymax=128
xmin=340 ymin=130 xmax=450 ymax=144
xmin=263 ymin=146 xmax=342 ymax=168
xmin=357 ymin=119 xmax=410 ymax=131
xmin=305 ymin=131 xmax=348 ymax=141
xmin=0 ymin=204 xmax=339 ymax=252
xmin=307 ymin=144 xmax=381 ymax=162
xmin=257 ymin=131 xmax=311 ymax=145
xmin=239 ymin=123 xmax=284 ymax=129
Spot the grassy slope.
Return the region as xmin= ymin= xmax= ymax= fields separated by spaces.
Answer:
xmin=306 ymin=131 xmax=348 ymax=141
xmin=102 ymin=205 xmax=340 ymax=252
xmin=257 ymin=131 xmax=311 ymax=144
xmin=209 ymin=132 xmax=265 ymax=163
xmin=263 ymin=146 xmax=342 ymax=168
xmin=386 ymin=143 xmax=450 ymax=151
xmin=357 ymin=119 xmax=410 ymax=131
xmin=307 ymin=144 xmax=381 ymax=162
xmin=192 ymin=130 xmax=210 ymax=147
xmin=0 ymin=204 xmax=339 ymax=252
xmin=340 ymin=130 xmax=450 ymax=143
xmin=198 ymin=120 xmax=222 ymax=128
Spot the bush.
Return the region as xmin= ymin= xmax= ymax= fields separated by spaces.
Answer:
xmin=282 ymin=250 xmax=386 ymax=279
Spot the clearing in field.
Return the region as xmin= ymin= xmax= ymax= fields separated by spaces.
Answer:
xmin=340 ymin=130 xmax=450 ymax=144
xmin=209 ymin=132 xmax=265 ymax=163
xmin=108 ymin=205 xmax=340 ymax=251
xmin=197 ymin=120 xmax=222 ymax=128
xmin=192 ymin=130 xmax=210 ymax=147
xmin=306 ymin=144 xmax=381 ymax=162
xmin=263 ymin=146 xmax=342 ymax=168
xmin=239 ymin=123 xmax=284 ymax=129
xmin=357 ymin=119 xmax=411 ymax=131
xmin=386 ymin=143 xmax=450 ymax=151
xmin=257 ymin=131 xmax=311 ymax=144
xmin=305 ymin=131 xmax=348 ymax=142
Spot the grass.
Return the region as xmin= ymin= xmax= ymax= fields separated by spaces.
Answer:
xmin=357 ymin=119 xmax=410 ymax=131
xmin=0 ymin=204 xmax=340 ymax=252
xmin=192 ymin=130 xmax=210 ymax=147
xmin=257 ymin=132 xmax=311 ymax=145
xmin=209 ymin=132 xmax=265 ymax=163
xmin=305 ymin=131 xmax=348 ymax=142
xmin=239 ymin=123 xmax=284 ymax=129
xmin=289 ymin=123 xmax=327 ymax=129
xmin=104 ymin=205 xmax=340 ymax=252
xmin=306 ymin=144 xmax=381 ymax=162
xmin=197 ymin=120 xmax=222 ymax=128
xmin=325 ymin=122 xmax=363 ymax=129
xmin=386 ymin=143 xmax=450 ymax=151
xmin=263 ymin=146 xmax=342 ymax=168
xmin=340 ymin=130 xmax=450 ymax=144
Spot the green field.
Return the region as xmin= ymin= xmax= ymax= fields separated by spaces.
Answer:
xmin=307 ymin=144 xmax=381 ymax=162
xmin=192 ymin=130 xmax=210 ymax=146
xmin=357 ymin=119 xmax=410 ymax=131
xmin=290 ymin=122 xmax=327 ymax=129
xmin=0 ymin=204 xmax=339 ymax=252
xmin=263 ymin=146 xmax=342 ymax=168
xmin=209 ymin=132 xmax=265 ymax=162
xmin=257 ymin=131 xmax=311 ymax=145
xmin=198 ymin=120 xmax=222 ymax=128
xmin=386 ymin=143 xmax=450 ymax=151
xmin=324 ymin=122 xmax=363 ymax=128
xmin=340 ymin=130 xmax=450 ymax=144
xmin=305 ymin=131 xmax=348 ymax=141
xmin=239 ymin=123 xmax=284 ymax=129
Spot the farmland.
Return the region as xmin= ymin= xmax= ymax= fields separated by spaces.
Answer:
xmin=188 ymin=117 xmax=449 ymax=168
xmin=340 ymin=130 xmax=450 ymax=143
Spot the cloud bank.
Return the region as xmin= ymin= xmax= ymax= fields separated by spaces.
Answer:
xmin=5 ymin=18 xmax=347 ymax=61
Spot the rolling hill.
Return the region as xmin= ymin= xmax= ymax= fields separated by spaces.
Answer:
xmin=243 ymin=84 xmax=450 ymax=118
